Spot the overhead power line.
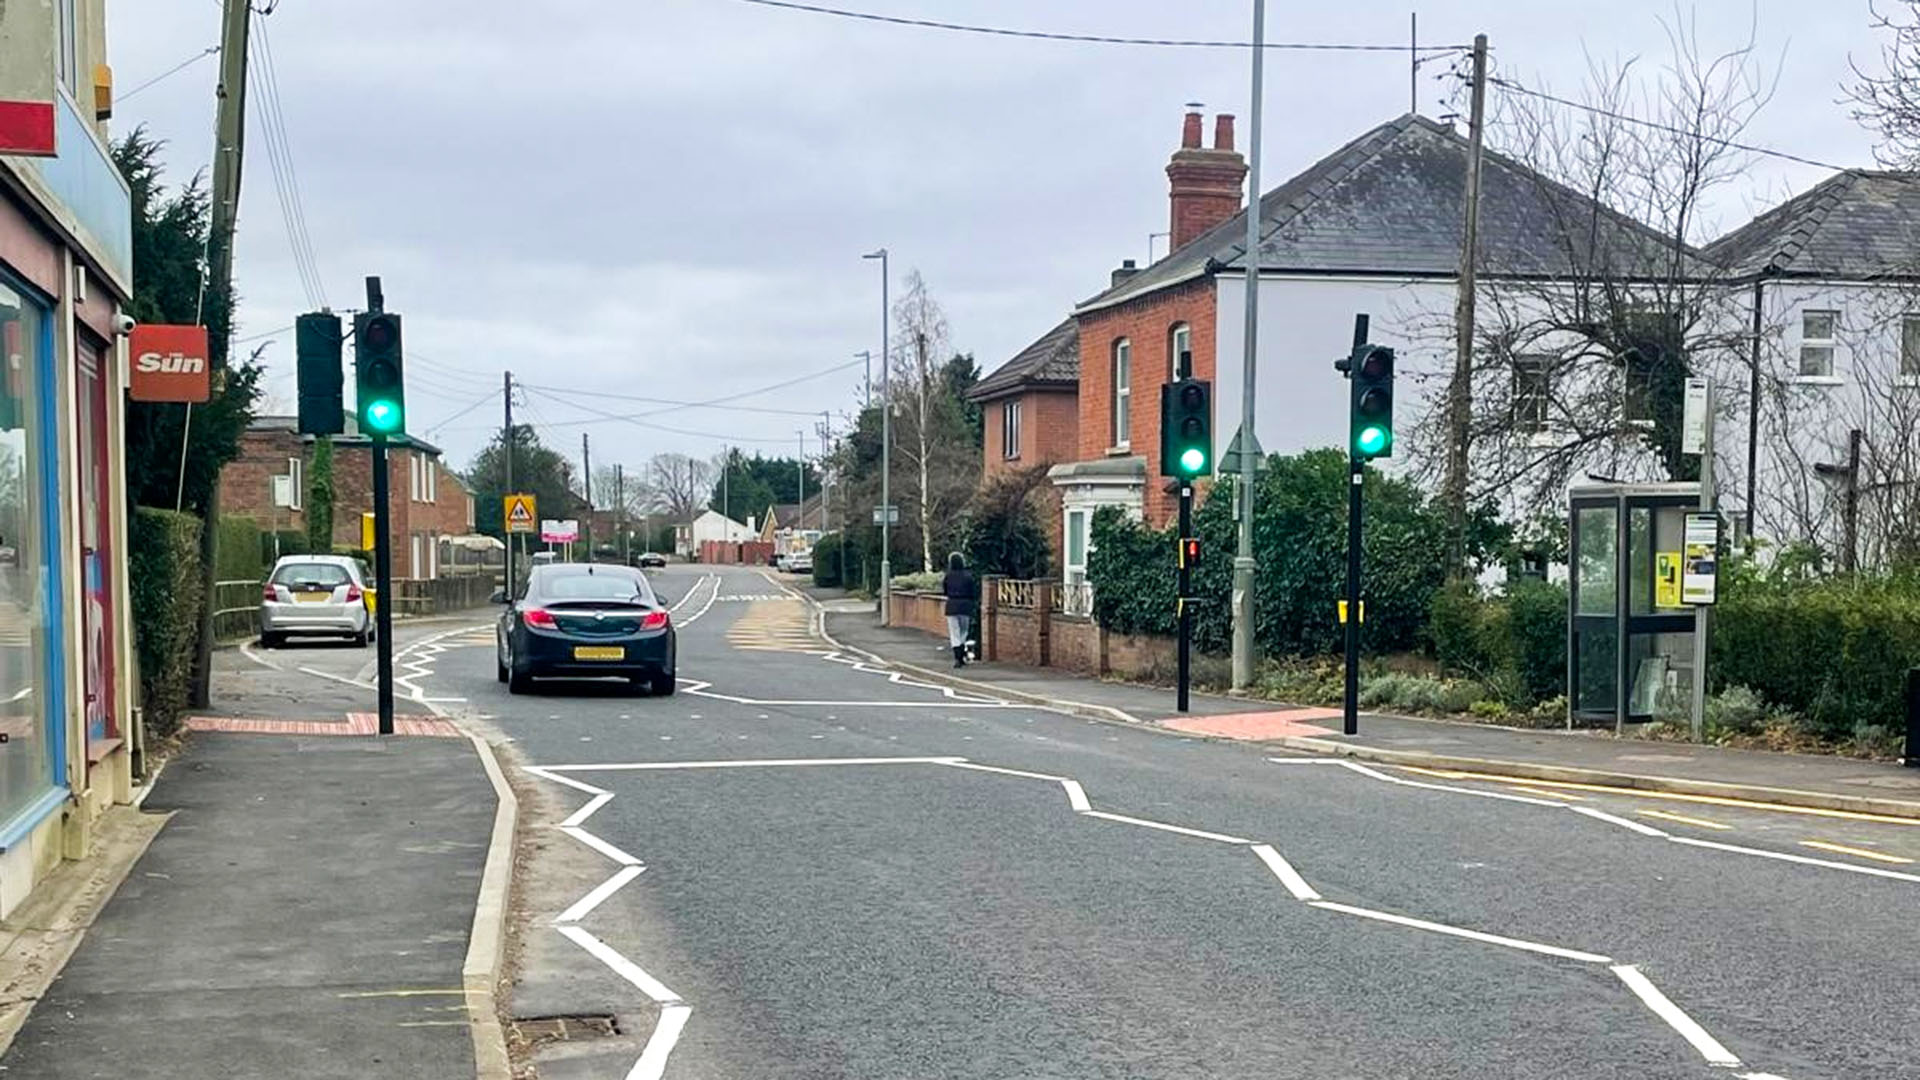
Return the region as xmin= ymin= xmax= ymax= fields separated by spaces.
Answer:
xmin=120 ymin=45 xmax=221 ymax=102
xmin=247 ymin=16 xmax=328 ymax=307
xmin=522 ymin=387 xmax=801 ymax=445
xmin=733 ymin=0 xmax=1465 ymax=51
xmin=1486 ymin=75 xmax=1866 ymax=175
xmin=522 ymin=382 xmax=826 ymax=418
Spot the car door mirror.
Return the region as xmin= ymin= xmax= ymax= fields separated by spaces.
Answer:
xmin=489 ymin=587 xmax=508 ymax=605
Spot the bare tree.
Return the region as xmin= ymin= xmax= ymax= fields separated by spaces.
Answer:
xmin=642 ymin=452 xmax=714 ymax=525
xmin=1850 ymin=1 xmax=1920 ymax=168
xmin=1414 ymin=14 xmax=1775 ymax=516
xmin=887 ymin=270 xmax=979 ymax=572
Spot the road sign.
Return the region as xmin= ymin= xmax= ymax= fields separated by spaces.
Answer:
xmin=1220 ymin=426 xmax=1265 ymax=475
xmin=541 ymin=519 xmax=579 ymax=544
xmin=504 ymin=494 xmax=537 ymax=534
xmin=872 ymin=505 xmax=900 ymax=525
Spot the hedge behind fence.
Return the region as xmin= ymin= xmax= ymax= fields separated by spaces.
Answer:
xmin=130 ymin=509 xmax=204 ymax=740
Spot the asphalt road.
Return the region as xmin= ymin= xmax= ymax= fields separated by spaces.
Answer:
xmin=371 ymin=565 xmax=1920 ymax=1079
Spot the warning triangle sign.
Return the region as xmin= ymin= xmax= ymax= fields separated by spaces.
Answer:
xmin=504 ymin=494 xmax=537 ymax=533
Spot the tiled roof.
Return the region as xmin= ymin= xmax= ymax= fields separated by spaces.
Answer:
xmin=1703 ymin=170 xmax=1920 ymax=278
xmin=970 ymin=318 xmax=1079 ymax=402
xmin=1078 ymin=113 xmax=1706 ymax=314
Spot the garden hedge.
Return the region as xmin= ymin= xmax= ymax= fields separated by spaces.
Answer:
xmin=1713 ymin=580 xmax=1920 ymax=739
xmin=129 ymin=509 xmax=204 ymax=740
xmin=214 ymin=515 xmax=261 ymax=582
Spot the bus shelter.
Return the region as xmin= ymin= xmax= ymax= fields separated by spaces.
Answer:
xmin=1567 ymin=482 xmax=1703 ymax=730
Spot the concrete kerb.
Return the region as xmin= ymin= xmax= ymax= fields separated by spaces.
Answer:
xmin=458 ymin=727 xmax=519 ymax=1080
xmin=1275 ymin=735 xmax=1920 ymax=822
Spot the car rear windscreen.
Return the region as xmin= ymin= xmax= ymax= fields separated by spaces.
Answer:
xmin=271 ymin=563 xmax=351 ymax=588
xmin=537 ymin=571 xmax=655 ymax=604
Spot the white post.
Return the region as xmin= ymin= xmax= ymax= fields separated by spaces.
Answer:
xmin=1691 ymin=383 xmax=1715 ymax=742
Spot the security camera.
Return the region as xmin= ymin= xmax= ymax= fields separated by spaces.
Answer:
xmin=113 ymin=313 xmax=136 ymax=336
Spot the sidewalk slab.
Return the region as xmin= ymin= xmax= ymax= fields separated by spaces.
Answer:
xmin=824 ymin=610 xmax=1920 ymax=818
xmin=0 ymin=730 xmax=500 ymax=1079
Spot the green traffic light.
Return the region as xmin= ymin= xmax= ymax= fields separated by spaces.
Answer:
xmin=1356 ymin=425 xmax=1389 ymax=456
xmin=1179 ymin=447 xmax=1207 ymax=474
xmin=365 ymin=399 xmax=402 ymax=433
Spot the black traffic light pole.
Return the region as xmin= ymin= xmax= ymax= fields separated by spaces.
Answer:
xmin=366 ymin=275 xmax=395 ymax=736
xmin=1177 ymin=484 xmax=1193 ymax=713
xmin=1342 ymin=314 xmax=1368 ymax=737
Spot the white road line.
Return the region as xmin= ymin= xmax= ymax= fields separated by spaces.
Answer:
xmin=556 ymin=924 xmax=682 ymax=1004
xmin=1327 ymin=760 xmax=1570 ymax=808
xmin=1310 ymin=900 xmax=1613 ymax=964
xmin=1079 ymin=810 xmax=1253 ymax=845
xmin=631 ymin=1004 xmax=692 ymax=1080
xmin=522 ymin=766 xmax=610 ymax=796
xmin=941 ymin=761 xmax=1067 ymax=782
xmin=1671 ymin=836 xmax=1920 ymax=884
xmin=678 ymin=576 xmax=724 ymax=626
xmin=560 ymin=824 xmax=643 ymax=867
xmin=556 ymin=865 xmax=646 ymax=924
xmin=561 ymin=792 xmax=614 ymax=829
xmin=1251 ymin=843 xmax=1321 ymax=901
xmin=1610 ymin=964 xmax=1743 ymax=1068
xmin=238 ymin=640 xmax=280 ymax=671
xmin=542 ymin=756 xmax=967 ymax=772
xmin=1570 ymin=806 xmax=1669 ymax=837
xmin=1060 ymin=779 xmax=1091 ymax=812
xmin=298 ymin=665 xmax=376 ymax=690
xmin=1267 ymin=757 xmax=1342 ymax=765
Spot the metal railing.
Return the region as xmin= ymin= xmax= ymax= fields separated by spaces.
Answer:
xmin=212 ymin=580 xmax=261 ymax=642
xmin=995 ymin=578 xmax=1038 ymax=610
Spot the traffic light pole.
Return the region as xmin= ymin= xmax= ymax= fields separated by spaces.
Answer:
xmin=1177 ymin=484 xmax=1194 ymax=714
xmin=367 ymin=276 xmax=395 ymax=736
xmin=1341 ymin=313 xmax=1369 ymax=737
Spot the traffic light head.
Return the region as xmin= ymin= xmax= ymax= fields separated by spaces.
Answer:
xmin=1160 ymin=378 xmax=1213 ymax=479
xmin=1342 ymin=344 xmax=1394 ymax=460
xmin=354 ymin=312 xmax=405 ymax=437
xmin=295 ymin=312 xmax=344 ymax=435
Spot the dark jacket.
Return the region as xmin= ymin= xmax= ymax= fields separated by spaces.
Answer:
xmin=941 ymin=568 xmax=977 ymax=616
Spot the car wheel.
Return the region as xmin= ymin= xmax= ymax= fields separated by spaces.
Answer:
xmin=507 ymin=661 xmax=533 ymax=695
xmin=650 ymin=670 xmax=677 ymax=697
xmin=260 ymin=632 xmax=283 ymax=649
xmin=496 ymin=652 xmax=509 ymax=683
xmin=353 ymin=628 xmax=370 ymax=648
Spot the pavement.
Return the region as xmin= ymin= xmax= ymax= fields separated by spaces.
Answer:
xmin=388 ymin=564 xmax=1920 ymax=1079
xmin=827 ymin=608 xmax=1920 ymax=819
xmin=0 ymin=620 xmax=512 ymax=1080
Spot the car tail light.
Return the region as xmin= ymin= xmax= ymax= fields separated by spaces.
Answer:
xmin=640 ymin=610 xmax=670 ymax=631
xmin=344 ymin=584 xmax=363 ymax=603
xmin=523 ymin=608 xmax=557 ymax=629
xmin=262 ymin=584 xmax=278 ymax=602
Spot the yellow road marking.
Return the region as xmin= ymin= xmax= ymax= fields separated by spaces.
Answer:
xmin=1798 ymin=840 xmax=1916 ymax=864
xmin=1637 ymin=809 xmax=1732 ymax=831
xmin=337 ymin=989 xmax=476 ymax=998
xmin=1400 ymin=766 xmax=1470 ymax=780
xmin=1437 ymin=768 xmax=1920 ymax=826
xmin=1509 ymin=786 xmax=1583 ymax=801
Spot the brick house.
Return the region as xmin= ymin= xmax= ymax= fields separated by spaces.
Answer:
xmin=219 ymin=416 xmax=474 ymax=578
xmin=966 ymin=317 xmax=1080 ymax=558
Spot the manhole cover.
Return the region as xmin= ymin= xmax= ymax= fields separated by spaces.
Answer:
xmin=512 ymin=1014 xmax=621 ymax=1045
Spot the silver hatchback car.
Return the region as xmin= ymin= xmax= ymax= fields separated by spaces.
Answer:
xmin=259 ymin=555 xmax=372 ymax=647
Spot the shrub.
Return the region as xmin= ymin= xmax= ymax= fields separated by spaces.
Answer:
xmin=260 ymin=529 xmax=309 ymax=566
xmin=1428 ymin=581 xmax=1493 ymax=675
xmin=890 ymin=570 xmax=942 ymax=592
xmin=214 ymin=515 xmax=261 ymax=582
xmin=812 ymin=532 xmax=844 ymax=588
xmin=130 ymin=509 xmax=204 ymax=740
xmin=1704 ymin=685 xmax=1767 ymax=737
xmin=1427 ymin=578 xmax=1567 ymax=708
xmin=964 ymin=468 xmax=1051 ymax=580
xmin=1714 ymin=578 xmax=1920 ymax=739
xmin=1503 ymin=579 xmax=1568 ymax=704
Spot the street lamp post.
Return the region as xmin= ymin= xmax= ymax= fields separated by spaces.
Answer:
xmin=863 ymin=248 xmax=891 ymax=623
xmin=1230 ymin=0 xmax=1267 ymax=693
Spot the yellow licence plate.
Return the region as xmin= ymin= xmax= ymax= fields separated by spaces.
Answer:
xmin=294 ymin=593 xmax=332 ymax=603
xmin=573 ymin=646 xmax=625 ymax=661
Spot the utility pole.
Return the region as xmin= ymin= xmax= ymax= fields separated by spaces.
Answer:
xmin=1844 ymin=428 xmax=1863 ymax=574
xmin=582 ymin=432 xmax=592 ymax=559
xmin=503 ymin=370 xmax=515 ymax=600
xmin=864 ymin=248 xmax=892 ymax=621
xmin=722 ymin=446 xmax=731 ymax=523
xmin=1230 ymin=0 xmax=1267 ymax=693
xmin=797 ymin=427 xmax=806 ymax=539
xmin=188 ymin=0 xmax=255 ymax=708
xmin=1443 ymin=32 xmax=1489 ymax=577
xmin=616 ymin=463 xmax=627 ymax=562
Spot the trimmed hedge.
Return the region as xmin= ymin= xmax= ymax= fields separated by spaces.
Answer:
xmin=812 ymin=532 xmax=847 ymax=588
xmin=130 ymin=509 xmax=204 ymax=740
xmin=1426 ymin=579 xmax=1568 ymax=707
xmin=260 ymin=529 xmax=309 ymax=566
xmin=214 ymin=515 xmax=261 ymax=581
xmin=1713 ymin=580 xmax=1920 ymax=739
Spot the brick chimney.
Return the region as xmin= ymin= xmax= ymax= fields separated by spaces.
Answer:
xmin=1111 ymin=259 xmax=1139 ymax=287
xmin=1166 ymin=110 xmax=1248 ymax=250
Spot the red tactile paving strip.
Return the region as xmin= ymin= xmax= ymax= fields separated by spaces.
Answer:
xmin=185 ymin=712 xmax=462 ymax=738
xmin=1160 ymin=708 xmax=1339 ymax=741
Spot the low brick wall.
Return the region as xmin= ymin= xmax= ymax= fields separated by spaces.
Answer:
xmin=887 ymin=590 xmax=949 ymax=637
xmin=888 ymin=582 xmax=1180 ymax=683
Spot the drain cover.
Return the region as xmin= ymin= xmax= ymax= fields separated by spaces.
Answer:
xmin=512 ymin=1014 xmax=620 ymax=1044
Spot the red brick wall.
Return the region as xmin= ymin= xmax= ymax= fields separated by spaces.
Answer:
xmin=984 ymin=388 xmax=1080 ymax=480
xmin=219 ymin=430 xmax=308 ymax=532
xmin=886 ymin=590 xmax=948 ymax=636
xmin=1074 ymin=276 xmax=1217 ymax=526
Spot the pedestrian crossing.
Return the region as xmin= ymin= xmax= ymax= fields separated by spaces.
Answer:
xmin=725 ymin=598 xmax=819 ymax=652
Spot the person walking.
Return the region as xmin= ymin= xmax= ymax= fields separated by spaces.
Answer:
xmin=941 ymin=551 xmax=977 ymax=668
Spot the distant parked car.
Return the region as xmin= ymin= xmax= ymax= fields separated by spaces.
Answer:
xmin=496 ymin=563 xmax=677 ymax=696
xmin=259 ymin=555 xmax=372 ymax=648
xmin=635 ymin=552 xmax=667 ymax=569
xmin=786 ymin=550 xmax=812 ymax=575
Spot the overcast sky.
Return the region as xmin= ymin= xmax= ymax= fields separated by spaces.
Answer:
xmin=105 ymin=0 xmax=1889 ymax=474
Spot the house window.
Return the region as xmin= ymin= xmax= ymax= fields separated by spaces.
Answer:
xmin=1111 ymin=339 xmax=1131 ymax=449
xmin=1799 ymin=310 xmax=1837 ymax=378
xmin=1623 ymin=363 xmax=1655 ymax=425
xmin=1513 ymin=356 xmax=1552 ymax=433
xmin=55 ymin=0 xmax=79 ymax=96
xmin=1168 ymin=323 xmax=1191 ymax=379
xmin=1001 ymin=400 xmax=1022 ymax=459
xmin=1902 ymin=315 xmax=1920 ymax=378
xmin=425 ymin=459 xmax=437 ymax=503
